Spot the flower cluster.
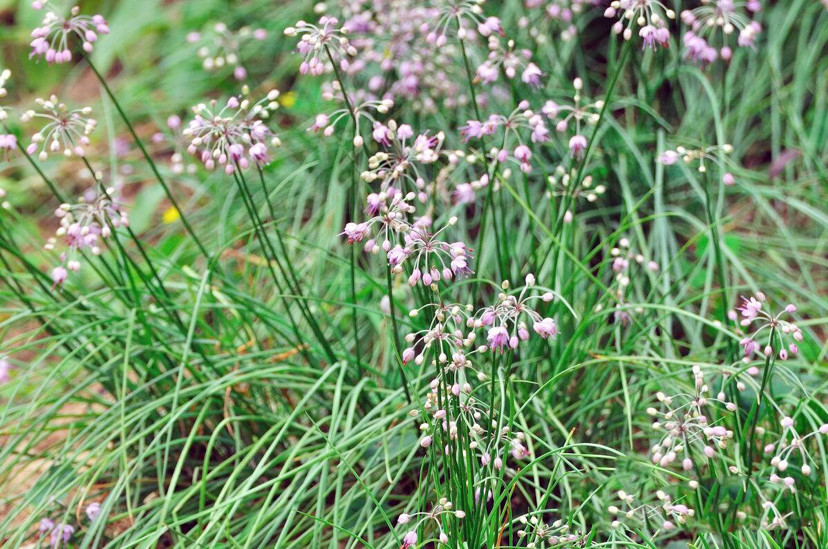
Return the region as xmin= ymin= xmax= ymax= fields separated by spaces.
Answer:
xmin=604 ymin=0 xmax=675 ymax=49
xmin=546 ymin=166 xmax=606 ymax=207
xmin=596 ymin=237 xmax=659 ymax=326
xmin=309 ymin=96 xmax=393 ymax=148
xmin=342 ymin=188 xmax=472 ymax=287
xmin=183 ymin=90 xmax=281 ymax=174
xmin=660 ymin=143 xmax=737 ymax=185
xmin=21 ymin=96 xmax=97 ymax=160
xmin=29 ymin=2 xmax=109 ymax=63
xmin=476 ymin=275 xmax=559 ymax=353
xmin=0 ymin=68 xmax=10 ymax=121
xmin=360 ymin=120 xmax=453 ymax=197
xmin=516 ymin=513 xmax=583 ymax=547
xmin=45 ymin=187 xmax=128 ymax=285
xmin=731 ymin=293 xmax=802 ymax=360
xmin=187 ymin=23 xmax=267 ymax=81
xmin=476 ymin=37 xmax=543 ymax=87
xmin=284 ymin=17 xmax=357 ymax=76
xmin=341 ymin=1 xmax=468 ymax=112
xmin=397 ymin=499 xmax=465 ymax=547
xmin=38 ymin=518 xmax=74 ymax=548
xmin=521 ymin=0 xmax=586 ymax=43
xmin=764 ymin=416 xmax=828 ymax=492
xmin=609 ymin=489 xmax=695 ymax=531
xmin=646 ymin=366 xmax=737 ymax=486
xmin=0 ymin=69 xmax=16 ymax=156
xmin=461 ymin=101 xmax=550 ymax=173
xmin=681 ymin=0 xmax=762 ymax=64
xmin=543 ymin=78 xmax=604 ymax=158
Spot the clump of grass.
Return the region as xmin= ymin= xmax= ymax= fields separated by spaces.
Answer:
xmin=0 ymin=0 xmax=826 ymax=547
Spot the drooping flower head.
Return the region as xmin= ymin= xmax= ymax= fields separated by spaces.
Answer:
xmin=520 ymin=0 xmax=586 ymax=43
xmin=659 ymin=142 xmax=738 ymax=185
xmin=545 ymin=78 xmax=604 ymax=158
xmin=187 ymin=22 xmax=267 ymax=81
xmin=608 ymin=490 xmax=696 ymax=532
xmin=396 ymin=499 xmax=465 ymax=548
xmin=604 ymin=0 xmax=675 ymax=49
xmin=427 ymin=1 xmax=502 ymax=46
xmin=730 ymin=292 xmax=803 ymax=360
xmin=308 ymin=95 xmax=393 ymax=149
xmin=44 ymin=186 xmax=128 ymax=285
xmin=516 ymin=512 xmax=584 ymax=546
xmin=546 ymin=165 xmax=606 ymax=206
xmin=399 ymin=218 xmax=473 ymax=287
xmin=29 ymin=2 xmax=109 ymax=63
xmin=21 ymin=96 xmax=97 ymax=160
xmin=183 ymin=90 xmax=281 ymax=174
xmin=646 ymin=366 xmax=737 ymax=484
xmin=360 ymin=120 xmax=456 ymax=200
xmin=763 ymin=416 xmax=828 ymax=493
xmin=476 ymin=274 xmax=564 ymax=353
xmin=476 ymin=37 xmax=543 ymax=87
xmin=681 ymin=0 xmax=762 ymax=64
xmin=284 ymin=16 xmax=357 ymax=76
xmin=460 ymin=101 xmax=550 ymax=172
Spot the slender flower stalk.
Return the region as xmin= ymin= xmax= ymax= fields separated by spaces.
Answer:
xmin=84 ymin=56 xmax=210 ymax=259
xmin=324 ymin=44 xmax=364 ymax=375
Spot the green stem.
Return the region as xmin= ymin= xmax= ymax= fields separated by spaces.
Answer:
xmin=84 ymin=56 xmax=210 ymax=259
xmin=385 ymin=265 xmax=412 ymax=404
xmin=325 ymin=45 xmax=362 ymax=375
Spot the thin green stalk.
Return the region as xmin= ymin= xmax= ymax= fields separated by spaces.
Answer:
xmin=325 ymin=45 xmax=362 ymax=376
xmin=385 ymin=264 xmax=412 ymax=404
xmin=84 ymin=56 xmax=210 ymax=259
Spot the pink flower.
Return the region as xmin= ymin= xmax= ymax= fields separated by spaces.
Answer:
xmin=477 ymin=17 xmax=503 ymax=37
xmin=310 ymin=113 xmax=330 ymax=132
xmin=487 ymin=326 xmax=510 ymax=352
xmin=639 ymin=25 xmax=670 ymax=50
xmin=372 ymin=122 xmax=393 ymax=146
xmin=740 ymin=337 xmax=758 ymax=357
xmin=50 ymin=523 xmax=74 ymax=548
xmin=453 ymin=183 xmax=476 ymax=205
xmin=85 ymin=502 xmax=101 ymax=521
xmin=521 ymin=63 xmax=542 ymax=86
xmin=568 ymin=134 xmax=587 ymax=158
xmin=0 ymin=357 xmax=10 ymax=384
xmin=659 ymin=150 xmax=679 ymax=165
xmin=0 ymin=134 xmax=17 ymax=150
xmin=30 ymin=7 xmax=109 ymax=63
xmin=514 ymin=144 xmax=532 ymax=163
xmin=723 ymin=172 xmax=735 ymax=186
xmin=460 ymin=118 xmax=497 ymax=141
xmin=341 ymin=222 xmax=370 ymax=243
xmin=51 ymin=266 xmax=67 ymax=287
xmin=737 ymin=295 xmax=764 ymax=322
xmin=533 ymin=318 xmax=558 ymax=339
xmin=403 ymin=531 xmax=418 ymax=548
xmin=249 ymin=142 xmax=269 ymax=164
xmin=397 ymin=124 xmax=414 ymax=140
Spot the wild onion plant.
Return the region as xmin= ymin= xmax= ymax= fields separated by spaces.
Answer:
xmin=0 ymin=0 xmax=826 ymax=547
